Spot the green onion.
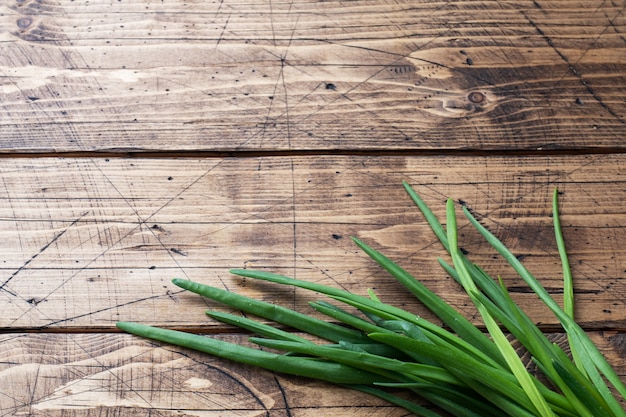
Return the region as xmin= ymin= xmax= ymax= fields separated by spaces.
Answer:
xmin=117 ymin=184 xmax=625 ymax=416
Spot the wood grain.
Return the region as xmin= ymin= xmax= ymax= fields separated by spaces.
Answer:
xmin=2 ymin=1 xmax=626 ymax=414
xmin=0 ymin=155 xmax=624 ymax=331
xmin=1 ymin=0 xmax=624 ymax=152
xmin=0 ymin=333 xmax=415 ymax=416
xmin=1 ymin=332 xmax=624 ymax=416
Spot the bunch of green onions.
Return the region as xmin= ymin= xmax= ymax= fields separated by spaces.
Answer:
xmin=118 ymin=183 xmax=626 ymax=416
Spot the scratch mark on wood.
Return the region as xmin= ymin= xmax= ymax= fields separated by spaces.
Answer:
xmin=0 ymin=212 xmax=87 ymax=293
xmin=215 ymin=14 xmax=230 ymax=49
xmin=7 ymin=161 xmax=226 ymax=327
xmin=274 ymin=376 xmax=294 ymax=417
xmin=523 ymin=12 xmax=625 ymax=124
xmin=43 ymin=292 xmax=184 ymax=327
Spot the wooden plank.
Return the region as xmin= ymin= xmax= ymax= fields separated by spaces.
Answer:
xmin=1 ymin=331 xmax=624 ymax=416
xmin=0 ymin=155 xmax=624 ymax=331
xmin=0 ymin=333 xmax=414 ymax=416
xmin=1 ymin=0 xmax=625 ymax=152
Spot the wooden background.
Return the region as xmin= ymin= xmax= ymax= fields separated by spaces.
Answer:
xmin=1 ymin=0 xmax=625 ymax=415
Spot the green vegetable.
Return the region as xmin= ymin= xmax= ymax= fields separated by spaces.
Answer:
xmin=117 ymin=183 xmax=625 ymax=416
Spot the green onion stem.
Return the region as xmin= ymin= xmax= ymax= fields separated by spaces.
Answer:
xmin=116 ymin=183 xmax=626 ymax=417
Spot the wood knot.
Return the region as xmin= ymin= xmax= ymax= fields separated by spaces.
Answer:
xmin=17 ymin=17 xmax=33 ymax=29
xmin=468 ymin=91 xmax=486 ymax=104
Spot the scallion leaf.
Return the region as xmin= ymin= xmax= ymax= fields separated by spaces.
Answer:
xmin=117 ymin=184 xmax=626 ymax=417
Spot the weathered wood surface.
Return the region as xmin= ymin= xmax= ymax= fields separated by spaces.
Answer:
xmin=0 ymin=332 xmax=416 ymax=417
xmin=0 ymin=155 xmax=624 ymax=416
xmin=1 ymin=0 xmax=625 ymax=152
xmin=1 ymin=332 xmax=624 ymax=417
xmin=2 ymin=0 xmax=626 ymax=415
xmin=0 ymin=155 xmax=624 ymax=332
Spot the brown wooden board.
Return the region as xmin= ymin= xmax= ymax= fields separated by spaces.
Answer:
xmin=0 ymin=332 xmax=415 ymax=416
xmin=0 ymin=155 xmax=624 ymax=332
xmin=1 ymin=332 xmax=624 ymax=416
xmin=1 ymin=0 xmax=625 ymax=152
xmin=2 ymin=2 xmax=626 ymax=413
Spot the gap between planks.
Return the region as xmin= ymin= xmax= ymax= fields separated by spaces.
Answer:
xmin=0 ymin=148 xmax=625 ymax=159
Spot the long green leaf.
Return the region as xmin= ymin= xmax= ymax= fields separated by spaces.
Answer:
xmin=354 ymin=384 xmax=498 ymax=417
xmin=116 ymin=322 xmax=384 ymax=385
xmin=231 ymin=268 xmax=505 ymax=371
xmin=368 ymin=332 xmax=539 ymax=416
xmin=446 ymin=199 xmax=556 ymax=417
xmin=116 ymin=183 xmax=626 ymax=417
xmin=349 ymin=385 xmax=446 ymax=417
xmin=172 ymin=278 xmax=368 ymax=344
xmin=205 ymin=310 xmax=313 ymax=344
xmin=553 ymin=189 xmax=574 ymax=320
xmin=461 ymin=204 xmax=626 ymax=413
xmin=351 ymin=237 xmax=502 ymax=363
xmin=552 ymin=188 xmax=588 ymax=379
xmin=251 ymin=337 xmax=463 ymax=386
xmin=549 ymin=345 xmax=612 ymax=416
